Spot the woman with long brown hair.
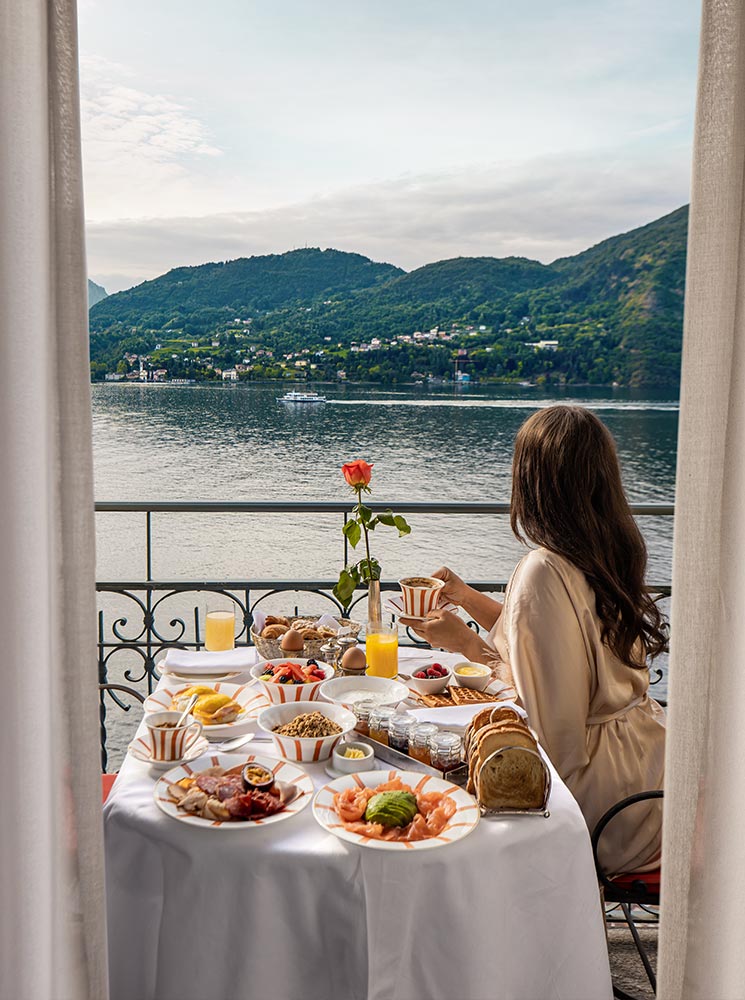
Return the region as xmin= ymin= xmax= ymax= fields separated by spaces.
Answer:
xmin=402 ymin=404 xmax=666 ymax=873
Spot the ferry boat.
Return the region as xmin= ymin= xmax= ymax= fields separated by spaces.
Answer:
xmin=277 ymin=390 xmax=327 ymax=405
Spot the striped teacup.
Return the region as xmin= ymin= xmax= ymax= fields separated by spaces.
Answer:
xmin=398 ymin=576 xmax=445 ymax=618
xmin=145 ymin=711 xmax=203 ymax=762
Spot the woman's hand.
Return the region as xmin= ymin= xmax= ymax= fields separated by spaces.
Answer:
xmin=399 ymin=608 xmax=476 ymax=655
xmin=432 ymin=566 xmax=468 ymax=607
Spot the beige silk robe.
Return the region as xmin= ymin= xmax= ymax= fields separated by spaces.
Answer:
xmin=488 ymin=547 xmax=665 ymax=875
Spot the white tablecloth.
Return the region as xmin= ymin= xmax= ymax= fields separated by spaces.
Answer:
xmin=104 ymin=652 xmax=612 ymax=1000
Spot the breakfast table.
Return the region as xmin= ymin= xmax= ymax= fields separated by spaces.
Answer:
xmin=103 ymin=648 xmax=613 ymax=1000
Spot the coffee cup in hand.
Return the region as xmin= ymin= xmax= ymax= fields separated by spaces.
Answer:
xmin=398 ymin=576 xmax=446 ymax=618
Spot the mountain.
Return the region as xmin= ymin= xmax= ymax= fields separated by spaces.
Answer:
xmin=88 ymin=279 xmax=107 ymax=307
xmin=89 ymin=208 xmax=689 ymax=386
xmin=89 ymin=248 xmax=402 ymax=333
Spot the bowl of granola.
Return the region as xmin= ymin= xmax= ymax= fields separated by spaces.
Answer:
xmin=257 ymin=701 xmax=356 ymax=762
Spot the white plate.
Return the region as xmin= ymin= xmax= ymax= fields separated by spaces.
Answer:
xmin=128 ymin=735 xmax=210 ymax=769
xmin=384 ymin=596 xmax=458 ymax=622
xmin=154 ymin=753 xmax=314 ymax=829
xmin=144 ymin=681 xmax=268 ymax=739
xmin=313 ymin=769 xmax=479 ymax=850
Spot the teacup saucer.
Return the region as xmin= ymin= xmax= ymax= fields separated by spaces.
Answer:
xmin=383 ymin=595 xmax=458 ymax=622
xmin=127 ymin=735 xmax=210 ymax=769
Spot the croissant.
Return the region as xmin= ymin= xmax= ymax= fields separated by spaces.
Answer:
xmin=262 ymin=623 xmax=288 ymax=639
xmin=265 ymin=615 xmax=290 ymax=626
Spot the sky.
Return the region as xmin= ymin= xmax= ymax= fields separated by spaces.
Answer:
xmin=78 ymin=0 xmax=701 ymax=292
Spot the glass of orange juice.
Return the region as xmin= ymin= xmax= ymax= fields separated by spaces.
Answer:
xmin=365 ymin=623 xmax=398 ymax=678
xmin=204 ymin=600 xmax=236 ymax=651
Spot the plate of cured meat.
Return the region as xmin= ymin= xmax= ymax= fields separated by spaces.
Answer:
xmin=154 ymin=753 xmax=314 ymax=829
xmin=313 ymin=769 xmax=479 ymax=850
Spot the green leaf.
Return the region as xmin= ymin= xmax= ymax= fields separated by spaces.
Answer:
xmin=357 ymin=503 xmax=374 ymax=525
xmin=333 ymin=567 xmax=360 ymax=605
xmin=375 ymin=510 xmax=396 ymax=527
xmin=393 ymin=515 xmax=411 ymax=537
xmin=359 ymin=556 xmax=381 ymax=582
xmin=342 ymin=519 xmax=361 ymax=548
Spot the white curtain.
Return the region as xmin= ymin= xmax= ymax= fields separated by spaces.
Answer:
xmin=0 ymin=1 xmax=108 ymax=998
xmin=658 ymin=1 xmax=745 ymax=998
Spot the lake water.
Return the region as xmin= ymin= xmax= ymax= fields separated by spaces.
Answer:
xmin=93 ymin=381 xmax=677 ymax=760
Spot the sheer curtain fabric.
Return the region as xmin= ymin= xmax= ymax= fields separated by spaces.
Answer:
xmin=658 ymin=1 xmax=745 ymax=997
xmin=0 ymin=1 xmax=108 ymax=998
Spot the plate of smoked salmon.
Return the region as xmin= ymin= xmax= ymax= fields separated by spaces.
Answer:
xmin=313 ymin=769 xmax=479 ymax=850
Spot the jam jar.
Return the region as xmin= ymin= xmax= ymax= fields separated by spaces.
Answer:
xmin=368 ymin=706 xmax=396 ymax=745
xmin=388 ymin=712 xmax=417 ymax=753
xmin=409 ymin=722 xmax=439 ymax=764
xmin=429 ymin=731 xmax=463 ymax=771
xmin=353 ymin=698 xmax=377 ymax=736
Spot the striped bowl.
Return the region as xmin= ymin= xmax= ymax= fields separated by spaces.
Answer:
xmin=251 ymin=658 xmax=334 ymax=706
xmin=257 ymin=700 xmax=356 ymax=763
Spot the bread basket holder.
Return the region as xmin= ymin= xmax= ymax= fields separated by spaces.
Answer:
xmin=251 ymin=616 xmax=361 ymax=661
xmin=476 ymin=745 xmax=552 ymax=818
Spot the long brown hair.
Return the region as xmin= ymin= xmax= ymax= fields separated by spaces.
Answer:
xmin=510 ymin=405 xmax=667 ymax=668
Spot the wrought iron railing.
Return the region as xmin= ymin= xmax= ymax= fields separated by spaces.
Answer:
xmin=96 ymin=500 xmax=673 ymax=769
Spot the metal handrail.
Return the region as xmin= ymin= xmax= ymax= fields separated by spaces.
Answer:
xmin=95 ymin=500 xmax=675 ymax=515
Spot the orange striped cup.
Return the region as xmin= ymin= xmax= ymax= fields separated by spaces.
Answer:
xmin=398 ymin=576 xmax=445 ymax=618
xmin=145 ymin=711 xmax=203 ymax=762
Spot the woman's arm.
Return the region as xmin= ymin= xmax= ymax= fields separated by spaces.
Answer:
xmin=431 ymin=566 xmax=503 ymax=632
xmin=504 ymin=553 xmax=591 ymax=784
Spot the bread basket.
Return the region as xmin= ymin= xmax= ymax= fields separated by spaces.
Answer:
xmin=250 ymin=615 xmax=361 ymax=661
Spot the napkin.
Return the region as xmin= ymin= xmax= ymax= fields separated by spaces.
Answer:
xmin=408 ymin=700 xmax=527 ymax=733
xmin=162 ymin=647 xmax=256 ymax=675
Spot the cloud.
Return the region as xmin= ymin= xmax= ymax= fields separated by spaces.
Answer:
xmin=80 ymin=56 xmax=222 ymax=220
xmin=86 ymin=148 xmax=690 ymax=292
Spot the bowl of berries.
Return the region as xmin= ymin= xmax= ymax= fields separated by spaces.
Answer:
xmin=407 ymin=661 xmax=452 ymax=695
xmin=251 ymin=658 xmax=334 ymax=705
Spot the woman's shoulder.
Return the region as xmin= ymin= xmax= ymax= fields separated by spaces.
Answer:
xmin=510 ymin=547 xmax=589 ymax=597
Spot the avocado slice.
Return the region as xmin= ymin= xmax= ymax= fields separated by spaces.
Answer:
xmin=364 ymin=790 xmax=419 ymax=828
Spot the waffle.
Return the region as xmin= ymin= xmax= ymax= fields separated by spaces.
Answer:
xmin=413 ymin=685 xmax=498 ymax=708
xmin=449 ymin=685 xmax=500 ymax=706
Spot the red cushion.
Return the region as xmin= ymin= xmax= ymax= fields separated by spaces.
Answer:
xmin=609 ymin=868 xmax=661 ymax=897
xmin=101 ymin=772 xmax=118 ymax=803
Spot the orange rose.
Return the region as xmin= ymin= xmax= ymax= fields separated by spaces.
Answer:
xmin=342 ymin=460 xmax=373 ymax=488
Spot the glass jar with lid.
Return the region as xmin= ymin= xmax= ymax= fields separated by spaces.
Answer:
xmin=388 ymin=712 xmax=417 ymax=753
xmin=353 ymin=698 xmax=377 ymax=736
xmin=429 ymin=731 xmax=463 ymax=771
xmin=409 ymin=722 xmax=439 ymax=764
xmin=368 ymin=706 xmax=396 ymax=745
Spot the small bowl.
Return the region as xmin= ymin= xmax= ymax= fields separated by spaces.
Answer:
xmin=452 ymin=662 xmax=491 ymax=690
xmin=257 ymin=700 xmax=356 ymax=762
xmin=251 ymin=658 xmax=334 ymax=705
xmin=407 ymin=664 xmax=452 ymax=695
xmin=331 ymin=740 xmax=376 ymax=774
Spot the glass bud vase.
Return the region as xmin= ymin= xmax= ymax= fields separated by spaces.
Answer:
xmin=367 ymin=578 xmax=382 ymax=626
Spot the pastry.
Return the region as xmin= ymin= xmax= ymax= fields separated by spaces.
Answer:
xmin=265 ymin=615 xmax=290 ymax=627
xmin=261 ymin=623 xmax=289 ymax=639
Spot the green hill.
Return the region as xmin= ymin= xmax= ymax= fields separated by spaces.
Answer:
xmin=89 ymin=207 xmax=689 ymax=387
xmin=89 ymin=248 xmax=402 ymax=334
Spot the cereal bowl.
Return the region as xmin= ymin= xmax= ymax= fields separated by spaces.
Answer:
xmin=251 ymin=658 xmax=334 ymax=705
xmin=257 ymin=700 xmax=356 ymax=762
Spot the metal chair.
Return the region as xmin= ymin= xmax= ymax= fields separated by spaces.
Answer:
xmin=591 ymin=790 xmax=663 ymax=1000
xmin=99 ymin=682 xmax=145 ymax=800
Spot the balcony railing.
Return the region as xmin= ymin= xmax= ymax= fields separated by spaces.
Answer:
xmin=96 ymin=500 xmax=673 ymax=769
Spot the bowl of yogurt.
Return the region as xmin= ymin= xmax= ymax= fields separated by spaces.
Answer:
xmin=318 ymin=675 xmax=410 ymax=711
